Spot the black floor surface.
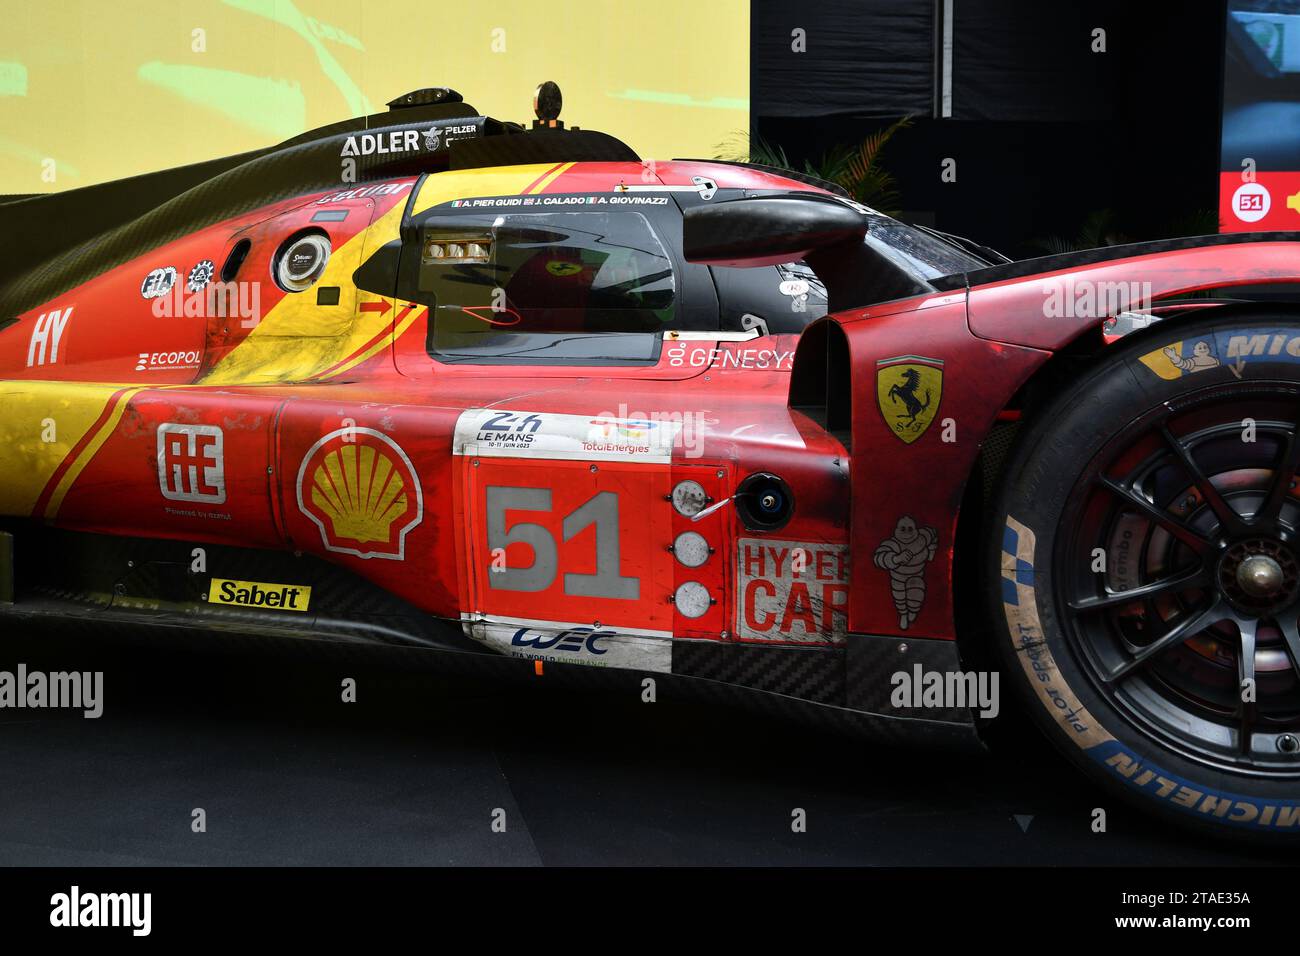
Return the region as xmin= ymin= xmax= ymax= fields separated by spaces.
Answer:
xmin=0 ymin=631 xmax=1285 ymax=866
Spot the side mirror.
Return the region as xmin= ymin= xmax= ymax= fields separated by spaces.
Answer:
xmin=682 ymin=193 xmax=867 ymax=267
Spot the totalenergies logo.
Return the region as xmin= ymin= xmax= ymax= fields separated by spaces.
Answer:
xmin=295 ymin=427 xmax=423 ymax=560
xmin=588 ymin=417 xmax=656 ymax=441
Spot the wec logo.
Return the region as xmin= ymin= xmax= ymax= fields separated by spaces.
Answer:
xmin=510 ymin=626 xmax=613 ymax=655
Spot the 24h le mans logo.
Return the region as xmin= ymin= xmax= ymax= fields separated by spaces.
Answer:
xmin=876 ymin=355 xmax=943 ymax=444
xmin=296 ymin=427 xmax=424 ymax=560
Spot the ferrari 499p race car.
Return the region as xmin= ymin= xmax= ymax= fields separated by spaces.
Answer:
xmin=2 ymin=83 xmax=1300 ymax=841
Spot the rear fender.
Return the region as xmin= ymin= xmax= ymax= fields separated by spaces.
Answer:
xmin=968 ymin=238 xmax=1300 ymax=351
xmin=794 ymin=300 xmax=1048 ymax=641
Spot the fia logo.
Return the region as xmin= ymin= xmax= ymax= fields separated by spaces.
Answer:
xmin=26 ymin=308 xmax=73 ymax=367
xmin=156 ymin=423 xmax=226 ymax=504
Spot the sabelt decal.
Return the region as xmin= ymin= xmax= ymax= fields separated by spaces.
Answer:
xmin=736 ymin=538 xmax=848 ymax=644
xmin=296 ymin=427 xmax=423 ymax=560
xmin=454 ymin=408 xmax=681 ymax=463
xmin=1001 ymin=515 xmax=1112 ymax=749
xmin=465 ymin=615 xmax=672 ymax=673
xmin=208 ymin=578 xmax=311 ymax=612
xmin=157 ymin=423 xmax=226 ymax=505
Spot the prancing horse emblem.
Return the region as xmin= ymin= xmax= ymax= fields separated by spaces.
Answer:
xmin=876 ymin=354 xmax=944 ymax=444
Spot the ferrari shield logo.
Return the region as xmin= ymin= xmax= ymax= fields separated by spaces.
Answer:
xmin=876 ymin=355 xmax=943 ymax=444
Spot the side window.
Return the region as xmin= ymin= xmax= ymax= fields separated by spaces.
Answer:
xmin=710 ymin=260 xmax=827 ymax=334
xmin=414 ymin=211 xmax=676 ymax=364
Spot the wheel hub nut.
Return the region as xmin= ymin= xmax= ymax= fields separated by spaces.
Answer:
xmin=1237 ymin=554 xmax=1284 ymax=597
xmin=1218 ymin=539 xmax=1300 ymax=612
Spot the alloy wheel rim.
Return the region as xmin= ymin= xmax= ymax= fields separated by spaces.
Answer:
xmin=1055 ymin=384 xmax=1300 ymax=778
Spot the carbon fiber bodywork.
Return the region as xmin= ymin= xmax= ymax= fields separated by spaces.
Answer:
xmin=0 ymin=524 xmax=982 ymax=751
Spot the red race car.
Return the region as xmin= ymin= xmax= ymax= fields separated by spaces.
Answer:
xmin=2 ymin=83 xmax=1299 ymax=840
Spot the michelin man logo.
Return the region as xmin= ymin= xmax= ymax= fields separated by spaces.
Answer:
xmin=873 ymin=515 xmax=938 ymax=630
xmin=1161 ymin=340 xmax=1219 ymax=374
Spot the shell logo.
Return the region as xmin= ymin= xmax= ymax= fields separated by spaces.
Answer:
xmin=295 ymin=427 xmax=423 ymax=560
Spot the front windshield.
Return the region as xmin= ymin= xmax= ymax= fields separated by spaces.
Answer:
xmin=416 ymin=210 xmax=675 ymax=364
xmin=864 ymin=214 xmax=986 ymax=280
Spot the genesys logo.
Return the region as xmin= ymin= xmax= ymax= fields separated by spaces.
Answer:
xmin=157 ymin=423 xmax=225 ymax=504
xmin=135 ymin=349 xmax=201 ymax=372
xmin=208 ymin=578 xmax=311 ymax=612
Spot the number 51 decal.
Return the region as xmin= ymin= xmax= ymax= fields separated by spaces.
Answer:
xmin=486 ymin=486 xmax=639 ymax=599
xmin=465 ymin=458 xmax=674 ymax=631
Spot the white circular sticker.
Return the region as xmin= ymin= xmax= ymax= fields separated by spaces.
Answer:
xmin=673 ymin=581 xmax=712 ymax=619
xmin=672 ymin=531 xmax=711 ymax=568
xmin=670 ymin=479 xmax=709 ymax=518
xmin=1232 ymin=182 xmax=1271 ymax=223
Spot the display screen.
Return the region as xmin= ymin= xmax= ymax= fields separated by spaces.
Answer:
xmin=1219 ymin=0 xmax=1300 ymax=231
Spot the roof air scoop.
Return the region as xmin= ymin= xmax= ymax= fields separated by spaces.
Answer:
xmin=387 ymin=87 xmax=464 ymax=110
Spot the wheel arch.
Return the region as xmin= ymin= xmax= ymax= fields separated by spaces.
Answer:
xmin=951 ymin=297 xmax=1300 ymax=674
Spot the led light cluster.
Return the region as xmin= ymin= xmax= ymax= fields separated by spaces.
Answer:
xmin=423 ymin=238 xmax=491 ymax=265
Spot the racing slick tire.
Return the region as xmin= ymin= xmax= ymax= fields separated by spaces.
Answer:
xmin=989 ymin=313 xmax=1300 ymax=841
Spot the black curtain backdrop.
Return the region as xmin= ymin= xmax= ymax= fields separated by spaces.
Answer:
xmin=751 ymin=0 xmax=1123 ymax=122
xmin=751 ymin=0 xmax=1225 ymax=256
xmin=751 ymin=0 xmax=935 ymax=119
